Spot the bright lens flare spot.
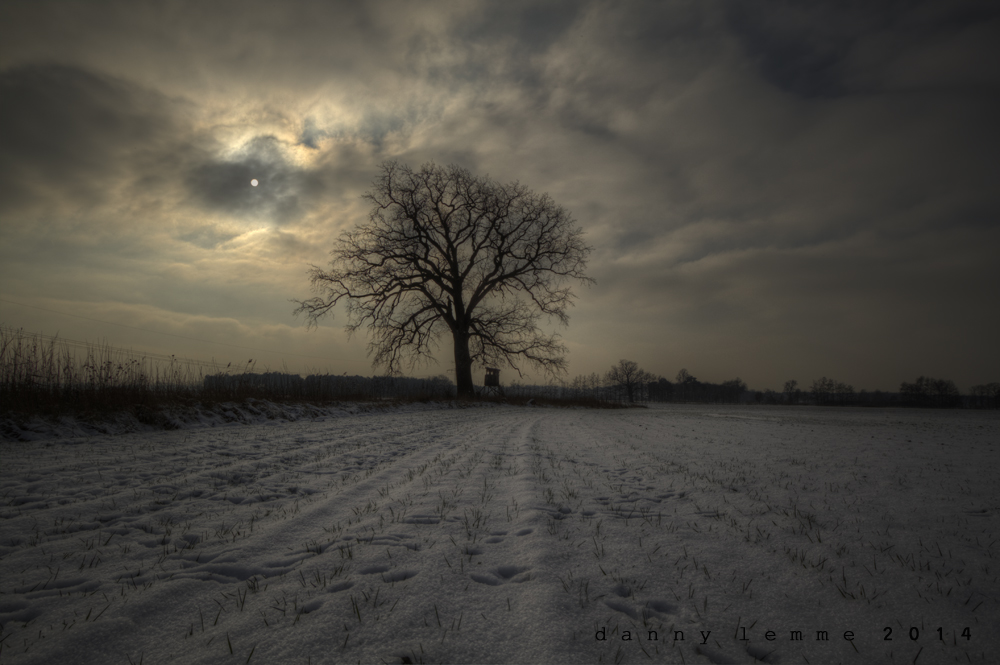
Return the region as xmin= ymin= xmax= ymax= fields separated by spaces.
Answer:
xmin=250 ymin=179 xmax=258 ymax=187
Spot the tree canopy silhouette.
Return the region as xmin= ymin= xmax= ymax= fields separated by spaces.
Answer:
xmin=606 ymin=359 xmax=655 ymax=403
xmin=293 ymin=161 xmax=593 ymax=398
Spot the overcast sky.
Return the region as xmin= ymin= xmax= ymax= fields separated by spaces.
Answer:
xmin=1 ymin=0 xmax=998 ymax=392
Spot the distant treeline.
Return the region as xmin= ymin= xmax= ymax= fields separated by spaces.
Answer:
xmin=203 ymin=372 xmax=456 ymax=401
xmin=770 ymin=376 xmax=1000 ymax=409
xmin=564 ymin=367 xmax=748 ymax=405
xmin=567 ymin=362 xmax=1000 ymax=409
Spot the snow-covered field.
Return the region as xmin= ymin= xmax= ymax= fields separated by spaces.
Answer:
xmin=1 ymin=404 xmax=997 ymax=664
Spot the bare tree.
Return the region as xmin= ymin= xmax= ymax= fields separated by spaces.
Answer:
xmin=783 ymin=379 xmax=798 ymax=405
xmin=675 ymin=368 xmax=697 ymax=402
xmin=810 ymin=376 xmax=835 ymax=404
xmin=293 ymin=161 xmax=593 ymax=398
xmin=676 ymin=368 xmax=694 ymax=384
xmin=901 ymin=375 xmax=961 ymax=408
xmin=970 ymin=382 xmax=1000 ymax=409
xmin=606 ymin=359 xmax=654 ymax=403
xmin=721 ymin=378 xmax=748 ymax=403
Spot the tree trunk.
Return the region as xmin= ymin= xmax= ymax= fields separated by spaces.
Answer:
xmin=453 ymin=329 xmax=475 ymax=398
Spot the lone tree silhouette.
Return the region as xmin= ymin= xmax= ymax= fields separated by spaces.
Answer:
xmin=606 ymin=359 xmax=655 ymax=403
xmin=293 ymin=161 xmax=593 ymax=398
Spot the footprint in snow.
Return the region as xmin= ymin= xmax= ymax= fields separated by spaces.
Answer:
xmin=611 ymin=583 xmax=631 ymax=598
xmin=603 ymin=599 xmax=638 ymax=620
xmin=299 ymin=599 xmax=323 ymax=614
xmin=515 ymin=528 xmax=533 ymax=536
xmin=178 ymin=533 xmax=201 ymax=546
xmin=382 ymin=569 xmax=418 ymax=583
xmin=746 ymin=643 xmax=780 ymax=663
xmin=327 ymin=581 xmax=354 ymax=593
xmin=403 ymin=515 xmax=440 ymax=525
xmin=496 ymin=564 xmax=530 ymax=579
xmin=642 ymin=600 xmax=677 ymax=619
xmin=470 ymin=565 xmax=532 ymax=586
xmin=262 ymin=552 xmax=314 ymax=568
xmin=538 ymin=506 xmax=573 ymax=520
xmin=369 ymin=534 xmax=422 ymax=551
xmin=470 ymin=574 xmax=502 ymax=586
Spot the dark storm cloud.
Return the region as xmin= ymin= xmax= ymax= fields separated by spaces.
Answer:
xmin=0 ymin=63 xmax=331 ymax=229
xmin=722 ymin=2 xmax=859 ymax=98
xmin=461 ymin=1 xmax=582 ymax=53
xmin=298 ymin=119 xmax=328 ymax=150
xmin=722 ymin=0 xmax=1000 ymax=97
xmin=0 ymin=63 xmax=186 ymax=215
xmin=184 ymin=136 xmax=325 ymax=225
xmin=540 ymin=1 xmax=1000 ymax=268
xmin=448 ymin=0 xmax=584 ymax=89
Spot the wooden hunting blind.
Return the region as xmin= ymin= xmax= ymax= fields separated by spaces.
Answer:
xmin=483 ymin=367 xmax=504 ymax=397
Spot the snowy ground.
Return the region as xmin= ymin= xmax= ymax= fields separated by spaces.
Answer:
xmin=0 ymin=404 xmax=997 ymax=664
